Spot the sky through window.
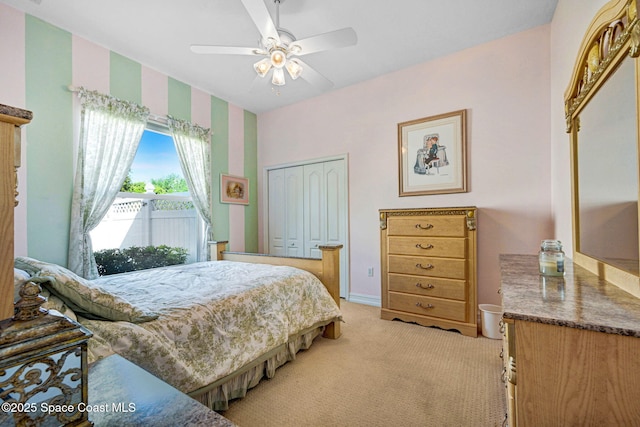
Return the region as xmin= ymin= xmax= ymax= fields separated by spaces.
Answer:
xmin=130 ymin=129 xmax=183 ymax=184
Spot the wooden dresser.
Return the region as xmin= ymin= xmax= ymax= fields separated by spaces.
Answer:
xmin=500 ymin=254 xmax=640 ymax=425
xmin=1 ymin=104 xmax=32 ymax=320
xmin=379 ymin=207 xmax=477 ymax=337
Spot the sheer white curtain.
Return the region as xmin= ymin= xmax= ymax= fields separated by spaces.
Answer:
xmin=167 ymin=116 xmax=212 ymax=261
xmin=69 ymin=88 xmax=149 ymax=278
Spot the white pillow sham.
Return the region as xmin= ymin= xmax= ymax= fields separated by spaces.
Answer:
xmin=14 ymin=256 xmax=157 ymax=323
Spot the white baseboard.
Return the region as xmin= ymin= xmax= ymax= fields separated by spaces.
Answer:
xmin=347 ymin=293 xmax=381 ymax=307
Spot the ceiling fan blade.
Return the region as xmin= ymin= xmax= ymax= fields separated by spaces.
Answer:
xmin=190 ymin=45 xmax=260 ymax=55
xmin=291 ymin=28 xmax=357 ymax=56
xmin=240 ymin=0 xmax=280 ymax=43
xmin=296 ymin=59 xmax=334 ymax=91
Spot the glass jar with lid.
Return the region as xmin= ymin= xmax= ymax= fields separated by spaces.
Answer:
xmin=539 ymin=240 xmax=565 ymax=276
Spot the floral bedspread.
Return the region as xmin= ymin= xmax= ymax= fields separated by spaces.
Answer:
xmin=80 ymin=261 xmax=342 ymax=393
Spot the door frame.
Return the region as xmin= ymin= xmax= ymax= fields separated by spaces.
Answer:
xmin=263 ymin=153 xmax=350 ymax=299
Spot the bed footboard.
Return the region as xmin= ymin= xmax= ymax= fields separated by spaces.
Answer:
xmin=209 ymin=241 xmax=342 ymax=339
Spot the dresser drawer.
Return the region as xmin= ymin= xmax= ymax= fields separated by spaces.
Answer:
xmin=388 ymin=255 xmax=467 ymax=280
xmin=387 ymin=215 xmax=466 ymax=237
xmin=388 ymin=236 xmax=466 ymax=258
xmin=388 ymin=292 xmax=467 ymax=322
xmin=388 ymin=273 xmax=466 ymax=301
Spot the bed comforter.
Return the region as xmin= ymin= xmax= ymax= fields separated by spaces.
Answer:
xmin=16 ymin=258 xmax=341 ymax=402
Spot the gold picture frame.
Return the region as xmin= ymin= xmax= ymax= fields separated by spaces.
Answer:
xmin=398 ymin=109 xmax=467 ymax=196
xmin=220 ymin=174 xmax=249 ymax=205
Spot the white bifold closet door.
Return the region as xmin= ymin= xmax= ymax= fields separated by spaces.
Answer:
xmin=303 ymin=161 xmax=344 ymax=258
xmin=267 ymin=166 xmax=304 ymax=257
xmin=267 ymin=158 xmax=348 ymax=297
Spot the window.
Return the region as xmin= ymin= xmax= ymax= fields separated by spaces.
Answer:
xmin=90 ymin=128 xmax=205 ymax=275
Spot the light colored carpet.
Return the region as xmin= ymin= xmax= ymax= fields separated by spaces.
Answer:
xmin=222 ymin=301 xmax=506 ymax=427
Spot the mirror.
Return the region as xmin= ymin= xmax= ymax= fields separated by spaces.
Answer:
xmin=565 ymin=0 xmax=640 ymax=297
xmin=577 ymin=57 xmax=639 ymax=274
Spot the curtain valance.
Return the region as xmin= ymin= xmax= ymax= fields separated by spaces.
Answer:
xmin=77 ymin=88 xmax=150 ymax=121
xmin=167 ymin=115 xmax=211 ymax=140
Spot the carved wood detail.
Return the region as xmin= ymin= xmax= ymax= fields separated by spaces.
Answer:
xmin=565 ymin=0 xmax=639 ymax=132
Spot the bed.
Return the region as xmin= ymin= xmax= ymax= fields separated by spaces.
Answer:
xmin=13 ymin=241 xmax=342 ymax=411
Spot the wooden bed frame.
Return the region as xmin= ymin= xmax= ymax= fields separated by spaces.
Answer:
xmin=209 ymin=241 xmax=342 ymax=339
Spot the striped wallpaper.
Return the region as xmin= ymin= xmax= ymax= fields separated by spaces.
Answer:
xmin=2 ymin=6 xmax=257 ymax=266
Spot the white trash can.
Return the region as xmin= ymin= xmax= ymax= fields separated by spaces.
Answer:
xmin=479 ymin=304 xmax=502 ymax=339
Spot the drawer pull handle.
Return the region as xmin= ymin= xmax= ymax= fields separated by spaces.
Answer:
xmin=415 ymin=302 xmax=434 ymax=309
xmin=415 ymin=243 xmax=434 ymax=250
xmin=415 ymin=223 xmax=433 ymax=230
xmin=416 ymin=283 xmax=435 ymax=290
xmin=416 ymin=263 xmax=434 ymax=270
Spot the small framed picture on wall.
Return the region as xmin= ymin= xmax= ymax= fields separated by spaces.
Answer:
xmin=220 ymin=174 xmax=249 ymax=205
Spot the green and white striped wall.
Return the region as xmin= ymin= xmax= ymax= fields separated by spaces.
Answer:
xmin=11 ymin=12 xmax=257 ymax=266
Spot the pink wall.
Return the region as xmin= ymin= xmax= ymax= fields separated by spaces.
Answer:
xmin=142 ymin=66 xmax=169 ymax=117
xmin=73 ymin=35 xmax=110 ymax=93
xmin=257 ymin=25 xmax=553 ymax=305
xmin=1 ymin=4 xmax=27 ymax=255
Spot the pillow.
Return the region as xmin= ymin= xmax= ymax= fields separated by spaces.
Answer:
xmin=14 ymin=257 xmax=46 ymax=277
xmin=40 ymin=287 xmax=79 ymax=322
xmin=14 ymin=266 xmax=79 ymax=321
xmin=14 ymin=257 xmax=158 ymax=323
xmin=14 ymin=268 xmax=31 ymax=301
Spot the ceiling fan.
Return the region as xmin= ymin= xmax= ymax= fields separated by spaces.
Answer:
xmin=190 ymin=0 xmax=357 ymax=90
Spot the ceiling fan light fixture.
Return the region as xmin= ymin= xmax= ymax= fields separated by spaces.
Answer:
xmin=254 ymin=58 xmax=272 ymax=77
xmin=289 ymin=44 xmax=302 ymax=55
xmin=265 ymin=37 xmax=279 ymax=49
xmin=272 ymin=68 xmax=286 ymax=86
xmin=192 ymin=0 xmax=357 ymax=92
xmin=270 ymin=49 xmax=287 ymax=69
xmin=285 ymin=59 xmax=303 ymax=80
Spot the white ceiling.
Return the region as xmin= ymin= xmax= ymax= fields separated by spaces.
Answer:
xmin=3 ymin=0 xmax=558 ymax=114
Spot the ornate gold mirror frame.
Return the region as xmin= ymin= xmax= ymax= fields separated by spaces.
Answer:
xmin=565 ymin=0 xmax=640 ymax=297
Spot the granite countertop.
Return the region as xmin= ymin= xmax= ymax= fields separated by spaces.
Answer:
xmin=88 ymin=355 xmax=236 ymax=427
xmin=0 ymin=103 xmax=33 ymax=121
xmin=500 ymin=254 xmax=640 ymax=337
